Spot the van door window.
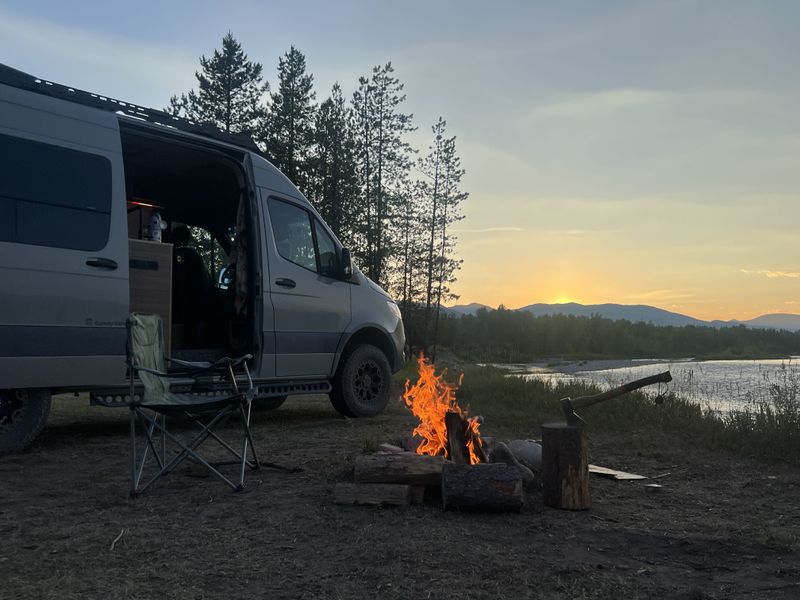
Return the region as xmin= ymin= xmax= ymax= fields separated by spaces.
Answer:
xmin=315 ymin=221 xmax=339 ymax=278
xmin=268 ymin=198 xmax=317 ymax=271
xmin=0 ymin=133 xmax=111 ymax=251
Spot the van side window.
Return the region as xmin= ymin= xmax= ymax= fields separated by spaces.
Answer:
xmin=0 ymin=133 xmax=112 ymax=251
xmin=268 ymin=198 xmax=317 ymax=271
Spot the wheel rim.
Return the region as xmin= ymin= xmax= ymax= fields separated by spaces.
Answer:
xmin=0 ymin=390 xmax=26 ymax=433
xmin=352 ymin=359 xmax=384 ymax=405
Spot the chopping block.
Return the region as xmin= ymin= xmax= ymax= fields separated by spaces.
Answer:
xmin=541 ymin=371 xmax=672 ymax=510
xmin=541 ymin=422 xmax=590 ymax=510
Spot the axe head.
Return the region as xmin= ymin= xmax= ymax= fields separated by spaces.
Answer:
xmin=560 ymin=397 xmax=586 ymax=427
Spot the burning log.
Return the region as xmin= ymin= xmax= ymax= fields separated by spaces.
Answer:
xmin=541 ymin=422 xmax=590 ymax=510
xmin=441 ymin=463 xmax=524 ymax=512
xmin=445 ymin=411 xmax=470 ymax=464
xmin=334 ymin=483 xmax=412 ymax=507
xmin=354 ymin=452 xmax=445 ymax=487
xmin=403 ymin=355 xmax=486 ymax=464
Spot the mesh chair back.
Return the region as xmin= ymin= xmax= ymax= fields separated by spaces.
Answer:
xmin=128 ymin=314 xmax=170 ymax=404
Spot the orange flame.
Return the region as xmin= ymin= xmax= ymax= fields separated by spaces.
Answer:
xmin=402 ymin=354 xmax=484 ymax=464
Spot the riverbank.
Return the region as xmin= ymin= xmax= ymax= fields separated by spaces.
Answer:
xmin=423 ymin=360 xmax=800 ymax=465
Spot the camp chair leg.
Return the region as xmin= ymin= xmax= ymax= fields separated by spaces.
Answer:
xmin=185 ymin=404 xmax=259 ymax=472
xmin=129 ymin=407 xmax=137 ymax=497
xmin=238 ymin=402 xmax=261 ymax=484
xmin=160 ymin=406 xmax=238 ymax=476
xmin=133 ymin=409 xmax=242 ymax=494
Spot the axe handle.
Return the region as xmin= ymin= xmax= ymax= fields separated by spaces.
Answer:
xmin=569 ymin=371 xmax=672 ymax=409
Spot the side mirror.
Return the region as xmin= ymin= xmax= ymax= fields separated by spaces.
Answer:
xmin=340 ymin=247 xmax=353 ymax=280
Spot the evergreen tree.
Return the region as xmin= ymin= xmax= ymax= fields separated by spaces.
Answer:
xmin=391 ymin=178 xmax=428 ymax=354
xmin=261 ymin=46 xmax=316 ymax=190
xmin=351 ymin=63 xmax=415 ymax=286
xmin=309 ymin=83 xmax=358 ymax=243
xmin=418 ymin=118 xmax=466 ymax=357
xmin=167 ymin=32 xmax=268 ymax=137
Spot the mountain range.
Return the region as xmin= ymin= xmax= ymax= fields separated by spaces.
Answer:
xmin=444 ymin=302 xmax=800 ymax=332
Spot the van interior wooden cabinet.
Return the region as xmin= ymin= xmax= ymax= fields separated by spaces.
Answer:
xmin=128 ymin=239 xmax=173 ymax=351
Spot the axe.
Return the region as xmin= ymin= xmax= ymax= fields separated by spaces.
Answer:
xmin=560 ymin=371 xmax=672 ymax=427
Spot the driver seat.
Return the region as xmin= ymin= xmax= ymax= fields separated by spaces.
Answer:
xmin=171 ymin=226 xmax=211 ymax=345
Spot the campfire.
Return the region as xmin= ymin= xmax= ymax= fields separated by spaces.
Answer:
xmin=402 ymin=354 xmax=486 ymax=464
xmin=333 ymin=355 xmax=530 ymax=513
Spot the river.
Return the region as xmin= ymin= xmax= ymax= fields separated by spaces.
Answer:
xmin=497 ymin=358 xmax=800 ymax=412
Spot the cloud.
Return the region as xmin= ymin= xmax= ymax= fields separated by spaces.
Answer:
xmin=741 ymin=269 xmax=800 ymax=279
xmin=452 ymin=226 xmax=525 ymax=233
xmin=629 ymin=289 xmax=694 ymax=301
xmin=543 ymin=229 xmax=610 ymax=236
xmin=528 ymin=88 xmax=673 ymax=121
xmin=0 ymin=7 xmax=197 ymax=107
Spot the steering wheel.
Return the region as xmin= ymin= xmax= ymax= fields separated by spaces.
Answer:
xmin=218 ymin=263 xmax=236 ymax=290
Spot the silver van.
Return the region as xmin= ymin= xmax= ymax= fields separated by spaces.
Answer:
xmin=0 ymin=64 xmax=405 ymax=453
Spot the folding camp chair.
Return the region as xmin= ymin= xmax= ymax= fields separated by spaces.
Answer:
xmin=126 ymin=313 xmax=260 ymax=497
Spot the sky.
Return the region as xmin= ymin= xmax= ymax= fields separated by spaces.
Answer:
xmin=2 ymin=1 xmax=798 ymax=320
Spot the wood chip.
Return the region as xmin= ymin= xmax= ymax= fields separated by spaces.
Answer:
xmin=589 ymin=464 xmax=647 ymax=480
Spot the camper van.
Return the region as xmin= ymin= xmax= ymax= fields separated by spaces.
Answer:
xmin=0 ymin=64 xmax=405 ymax=453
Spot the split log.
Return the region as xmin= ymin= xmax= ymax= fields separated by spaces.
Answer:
xmin=354 ymin=452 xmax=445 ymax=486
xmin=508 ymin=439 xmax=543 ymax=471
xmin=441 ymin=463 xmax=524 ymax=512
xmin=489 ymin=442 xmax=535 ymax=488
xmin=334 ymin=483 xmax=411 ymax=507
xmin=541 ymin=422 xmax=590 ymax=510
xmin=445 ymin=411 xmax=470 ymax=464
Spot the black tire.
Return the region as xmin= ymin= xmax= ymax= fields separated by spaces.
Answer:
xmin=251 ymin=395 xmax=287 ymax=411
xmin=329 ymin=344 xmax=391 ymax=417
xmin=0 ymin=389 xmax=51 ymax=455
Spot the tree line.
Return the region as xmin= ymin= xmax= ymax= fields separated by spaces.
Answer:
xmin=167 ymin=33 xmax=466 ymax=354
xmin=437 ymin=309 xmax=800 ymax=362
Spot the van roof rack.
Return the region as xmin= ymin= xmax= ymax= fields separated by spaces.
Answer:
xmin=0 ymin=62 xmax=262 ymax=154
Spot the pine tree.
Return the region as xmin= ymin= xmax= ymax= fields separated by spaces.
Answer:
xmin=418 ymin=118 xmax=466 ymax=357
xmin=167 ymin=32 xmax=268 ymax=137
xmin=351 ymin=62 xmax=415 ymax=286
xmin=309 ymin=83 xmax=359 ymax=244
xmin=261 ymin=46 xmax=316 ymax=191
xmin=391 ymin=178 xmax=428 ymax=354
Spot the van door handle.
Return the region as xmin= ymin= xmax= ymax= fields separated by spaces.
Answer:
xmin=86 ymin=257 xmax=118 ymax=270
xmin=275 ymin=278 xmax=296 ymax=289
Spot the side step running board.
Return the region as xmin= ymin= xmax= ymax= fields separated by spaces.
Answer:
xmin=90 ymin=379 xmax=332 ymax=407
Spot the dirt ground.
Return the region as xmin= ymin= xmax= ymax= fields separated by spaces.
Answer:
xmin=2 ymin=391 xmax=799 ymax=600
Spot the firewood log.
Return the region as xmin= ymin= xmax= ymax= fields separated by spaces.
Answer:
xmin=334 ymin=483 xmax=412 ymax=507
xmin=354 ymin=452 xmax=445 ymax=486
xmin=441 ymin=463 xmax=524 ymax=512
xmin=445 ymin=411 xmax=470 ymax=464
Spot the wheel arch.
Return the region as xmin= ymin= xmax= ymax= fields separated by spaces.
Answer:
xmin=333 ymin=326 xmax=396 ymax=377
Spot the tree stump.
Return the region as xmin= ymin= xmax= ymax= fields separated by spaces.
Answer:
xmin=541 ymin=422 xmax=590 ymax=510
xmin=441 ymin=463 xmax=523 ymax=512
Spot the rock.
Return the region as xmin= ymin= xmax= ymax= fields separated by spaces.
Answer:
xmin=489 ymin=442 xmax=535 ymax=488
xmin=508 ymin=439 xmax=542 ymax=471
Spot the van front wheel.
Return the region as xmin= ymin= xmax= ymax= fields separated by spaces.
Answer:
xmin=330 ymin=344 xmax=391 ymax=417
xmin=0 ymin=389 xmax=51 ymax=455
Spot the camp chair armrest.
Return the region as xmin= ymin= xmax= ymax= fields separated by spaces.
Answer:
xmin=130 ymin=364 xmax=170 ymax=377
xmin=165 ymin=357 xmax=213 ymax=370
xmin=213 ymin=354 xmax=254 ymax=369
